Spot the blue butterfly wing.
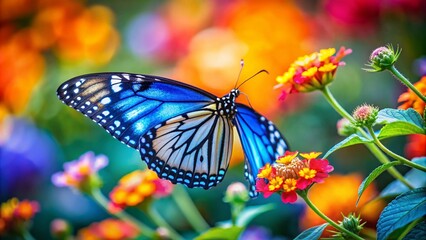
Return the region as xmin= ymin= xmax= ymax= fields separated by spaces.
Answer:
xmin=57 ymin=73 xmax=216 ymax=149
xmin=234 ymin=104 xmax=289 ymax=197
xmin=139 ymin=105 xmax=234 ymax=189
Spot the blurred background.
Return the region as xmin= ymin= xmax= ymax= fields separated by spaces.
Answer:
xmin=1 ymin=0 xmax=425 ymax=239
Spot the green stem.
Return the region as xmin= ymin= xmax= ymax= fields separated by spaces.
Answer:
xmin=171 ymin=186 xmax=209 ymax=233
xmin=389 ymin=66 xmax=426 ymax=102
xmin=89 ymin=188 xmax=156 ymax=238
xmin=321 ymin=87 xmax=415 ymax=189
xmin=146 ymin=205 xmax=184 ymax=240
xmin=20 ymin=229 xmax=35 ymax=240
xmin=367 ymin=127 xmax=426 ymax=172
xmin=298 ymin=191 xmax=364 ymax=240
xmin=397 ymin=217 xmax=425 ymax=240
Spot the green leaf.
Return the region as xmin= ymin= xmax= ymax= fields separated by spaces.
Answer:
xmin=324 ymin=133 xmax=372 ymax=158
xmin=376 ymin=108 xmax=425 ymax=139
xmin=357 ymin=161 xmax=402 ymax=206
xmin=380 ymin=157 xmax=426 ymax=198
xmin=195 ymin=226 xmax=244 ymax=240
xmin=377 ymin=188 xmax=426 ymax=240
xmin=294 ymin=223 xmax=328 ymax=240
xmin=236 ymin=204 xmax=274 ymax=227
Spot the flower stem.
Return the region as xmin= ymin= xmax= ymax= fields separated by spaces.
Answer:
xmin=20 ymin=229 xmax=35 ymax=240
xmin=89 ymin=188 xmax=156 ymax=238
xmin=298 ymin=191 xmax=364 ymax=240
xmin=171 ymin=186 xmax=209 ymax=233
xmin=321 ymin=87 xmax=414 ymax=189
xmin=367 ymin=127 xmax=426 ymax=172
xmin=146 ymin=205 xmax=184 ymax=240
xmin=389 ymin=65 xmax=426 ymax=102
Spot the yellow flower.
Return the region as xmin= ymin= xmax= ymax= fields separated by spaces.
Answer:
xmin=276 ymin=47 xmax=352 ymax=100
xmin=257 ymin=164 xmax=273 ymax=179
xmin=276 ymin=151 xmax=299 ymax=165
xmin=268 ymin=176 xmax=284 ymax=191
xmin=300 ymin=152 xmax=322 ymax=160
xmin=282 ymin=178 xmax=297 ymax=192
xmin=298 ymin=168 xmax=317 ymax=180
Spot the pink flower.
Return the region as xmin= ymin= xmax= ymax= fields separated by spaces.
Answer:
xmin=52 ymin=152 xmax=108 ymax=192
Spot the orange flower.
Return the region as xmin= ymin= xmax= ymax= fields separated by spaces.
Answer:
xmin=398 ymin=76 xmax=426 ymax=115
xmin=300 ymin=174 xmax=385 ymax=236
xmin=404 ymin=134 xmax=426 ymax=159
xmin=0 ymin=198 xmax=39 ymax=236
xmin=109 ymin=170 xmax=173 ymax=211
xmin=276 ymin=47 xmax=352 ymax=100
xmin=77 ymin=218 xmax=139 ymax=240
xmin=0 ymin=29 xmax=45 ymax=121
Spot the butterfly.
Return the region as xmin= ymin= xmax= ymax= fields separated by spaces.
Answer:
xmin=57 ymin=72 xmax=289 ymax=197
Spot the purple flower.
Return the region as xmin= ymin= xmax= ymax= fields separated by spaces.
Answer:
xmin=52 ymin=152 xmax=108 ymax=193
xmin=0 ymin=117 xmax=57 ymax=198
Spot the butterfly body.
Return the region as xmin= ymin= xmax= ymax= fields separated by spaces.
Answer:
xmin=57 ymin=73 xmax=288 ymax=197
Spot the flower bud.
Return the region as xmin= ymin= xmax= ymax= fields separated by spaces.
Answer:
xmin=223 ymin=182 xmax=249 ymax=204
xmin=336 ymin=118 xmax=356 ymax=136
xmin=365 ymin=45 xmax=401 ymax=72
xmin=50 ymin=219 xmax=72 ymax=240
xmin=332 ymin=213 xmax=364 ymax=238
xmin=352 ymin=104 xmax=379 ymax=127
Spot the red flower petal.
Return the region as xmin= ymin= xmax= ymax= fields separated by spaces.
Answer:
xmin=281 ymin=191 xmax=298 ymax=203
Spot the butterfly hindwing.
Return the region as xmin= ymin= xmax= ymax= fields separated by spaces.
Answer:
xmin=57 ymin=73 xmax=215 ymax=148
xmin=234 ymin=104 xmax=289 ymax=197
xmin=139 ymin=104 xmax=234 ymax=189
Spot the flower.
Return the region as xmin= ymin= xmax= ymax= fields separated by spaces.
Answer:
xmin=336 ymin=118 xmax=357 ymax=136
xmin=352 ymin=104 xmax=379 ymax=127
xmin=0 ymin=198 xmax=39 ymax=236
xmin=300 ymin=174 xmax=385 ymax=236
xmin=255 ymin=152 xmax=333 ymax=203
xmin=223 ymin=182 xmax=249 ymax=204
xmin=109 ymin=170 xmax=173 ymax=211
xmin=77 ymin=218 xmax=139 ymax=240
xmin=365 ymin=45 xmax=401 ymax=72
xmin=276 ymin=47 xmax=352 ymax=100
xmin=398 ymin=76 xmax=426 ymax=115
xmin=51 ymin=151 xmax=108 ymax=193
xmin=404 ymin=134 xmax=426 ymax=159
xmin=1 ymin=117 xmax=57 ymax=197
xmin=50 ymin=219 xmax=72 ymax=240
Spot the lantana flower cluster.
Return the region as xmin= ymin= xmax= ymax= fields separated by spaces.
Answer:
xmin=256 ymin=151 xmax=334 ymax=203
xmin=52 ymin=151 xmax=108 ymax=193
xmin=109 ymin=170 xmax=174 ymax=212
xmin=0 ymin=198 xmax=39 ymax=236
xmin=276 ymin=47 xmax=352 ymax=100
xmin=77 ymin=218 xmax=139 ymax=240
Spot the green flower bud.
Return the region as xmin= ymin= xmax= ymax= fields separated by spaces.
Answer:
xmin=332 ymin=213 xmax=365 ymax=239
xmin=50 ymin=219 xmax=72 ymax=240
xmin=352 ymin=104 xmax=379 ymax=128
xmin=365 ymin=45 xmax=401 ymax=72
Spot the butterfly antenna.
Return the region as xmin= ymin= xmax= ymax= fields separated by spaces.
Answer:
xmin=240 ymin=91 xmax=254 ymax=109
xmin=236 ymin=69 xmax=269 ymax=89
xmin=234 ymin=59 xmax=245 ymax=89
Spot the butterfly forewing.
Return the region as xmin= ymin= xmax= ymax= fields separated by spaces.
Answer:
xmin=139 ymin=104 xmax=233 ymax=189
xmin=234 ymin=104 xmax=289 ymax=197
xmin=57 ymin=73 xmax=215 ymax=148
